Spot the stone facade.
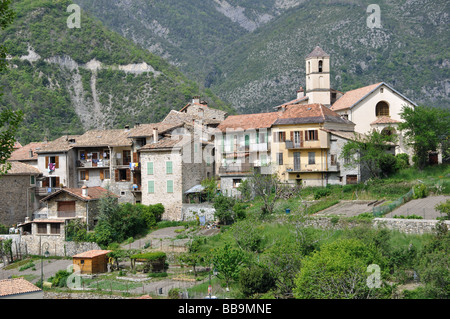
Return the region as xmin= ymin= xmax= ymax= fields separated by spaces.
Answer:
xmin=181 ymin=204 xmax=216 ymax=222
xmin=0 ymin=175 xmax=38 ymax=226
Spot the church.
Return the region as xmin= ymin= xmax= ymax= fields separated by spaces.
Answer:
xmin=294 ymin=46 xmax=418 ymax=159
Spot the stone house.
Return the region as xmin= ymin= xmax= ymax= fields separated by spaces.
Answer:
xmin=139 ymin=133 xmax=212 ymax=221
xmin=38 ymin=186 xmax=117 ymax=230
xmin=0 ymin=162 xmax=42 ymax=226
xmin=214 ymin=112 xmax=279 ymax=197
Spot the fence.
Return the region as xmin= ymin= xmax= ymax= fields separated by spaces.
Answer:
xmin=372 ymin=188 xmax=415 ymax=217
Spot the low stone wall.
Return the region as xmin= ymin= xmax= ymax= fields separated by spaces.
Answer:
xmin=372 ymin=218 xmax=450 ymax=235
xmin=292 ymin=216 xmax=450 ymax=235
xmin=8 ymin=235 xmax=101 ymax=257
xmin=181 ymin=204 xmax=215 ymax=223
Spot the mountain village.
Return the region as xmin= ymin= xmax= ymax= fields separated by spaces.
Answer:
xmin=0 ymin=46 xmax=448 ymax=300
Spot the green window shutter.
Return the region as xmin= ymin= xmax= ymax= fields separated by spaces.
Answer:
xmin=147 ymin=162 xmax=154 ymax=175
xmin=245 ymin=135 xmax=250 ymax=146
xmin=166 ymin=161 xmax=173 ymax=174
xmin=148 ymin=181 xmax=155 ymax=194
xmin=261 ymin=154 xmax=267 ymax=166
xmin=167 ymin=180 xmax=174 ymax=193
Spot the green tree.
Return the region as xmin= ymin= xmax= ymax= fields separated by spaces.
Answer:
xmin=0 ymin=0 xmax=22 ymax=176
xmin=239 ymin=265 xmax=275 ymax=298
xmin=399 ymin=105 xmax=450 ymax=169
xmin=416 ymin=221 xmax=450 ymax=298
xmin=293 ymin=238 xmax=390 ymax=299
xmin=341 ymin=129 xmax=397 ymax=179
xmin=212 ymin=243 xmax=245 ymax=290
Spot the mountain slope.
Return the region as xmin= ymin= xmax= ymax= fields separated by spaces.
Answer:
xmin=74 ymin=0 xmax=449 ymax=113
xmin=0 ymin=0 xmax=233 ymax=144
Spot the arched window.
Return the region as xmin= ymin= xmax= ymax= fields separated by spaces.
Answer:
xmin=318 ymin=60 xmax=323 ymax=73
xmin=381 ymin=127 xmax=395 ymax=137
xmin=375 ymin=101 xmax=389 ymax=117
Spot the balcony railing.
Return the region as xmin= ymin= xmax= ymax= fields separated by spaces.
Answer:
xmin=35 ymin=187 xmax=61 ymax=197
xmin=283 ymin=163 xmax=340 ymax=173
xmin=219 ymin=163 xmax=255 ymax=175
xmin=77 ymin=159 xmax=110 ymax=168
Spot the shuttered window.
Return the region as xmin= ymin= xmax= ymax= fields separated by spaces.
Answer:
xmin=148 ymin=181 xmax=155 ymax=194
xmin=147 ymin=162 xmax=154 ymax=175
xmin=166 ymin=161 xmax=173 ymax=174
xmin=167 ymin=180 xmax=174 ymax=193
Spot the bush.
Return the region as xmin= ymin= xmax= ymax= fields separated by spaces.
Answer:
xmin=395 ymin=153 xmax=410 ymax=170
xmin=314 ymin=188 xmax=331 ymax=200
xmin=435 ymin=199 xmax=450 ymax=220
xmin=413 ymin=184 xmax=428 ymax=199
xmin=50 ymin=270 xmax=71 ymax=288
xmin=239 ymin=265 xmax=276 ymax=297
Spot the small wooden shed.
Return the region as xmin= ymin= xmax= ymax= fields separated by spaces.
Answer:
xmin=72 ymin=250 xmax=111 ymax=275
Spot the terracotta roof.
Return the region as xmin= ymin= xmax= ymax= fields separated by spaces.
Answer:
xmin=274 ymin=103 xmax=354 ymax=126
xmin=36 ymin=135 xmax=81 ymax=153
xmin=163 ymin=109 xmax=222 ymax=126
xmin=127 ymin=122 xmax=184 ymax=138
xmin=0 ymin=278 xmax=42 ymax=297
xmin=274 ymin=95 xmax=309 ymax=109
xmin=140 ymin=135 xmax=193 ymax=151
xmin=40 ymin=186 xmax=118 ymax=202
xmin=9 ymin=142 xmax=50 ymax=161
xmin=330 ymin=82 xmax=383 ymax=111
xmin=72 ymin=250 xmax=111 ymax=258
xmin=2 ymin=161 xmax=41 ymax=175
xmin=13 ymin=141 xmax=22 ymax=149
xmin=217 ymin=112 xmax=280 ymax=132
xmin=370 ymin=116 xmax=401 ymax=125
xmin=74 ymin=129 xmax=132 ymax=147
xmin=306 ymin=46 xmax=330 ymax=58
xmin=320 ymin=129 xmax=366 ymax=141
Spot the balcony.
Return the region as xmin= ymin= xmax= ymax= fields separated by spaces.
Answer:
xmin=219 ymin=163 xmax=255 ymax=175
xmin=77 ymin=159 xmax=110 ymax=168
xmin=35 ymin=187 xmax=61 ymax=197
xmin=283 ymin=163 xmax=340 ymax=174
xmin=285 ymin=140 xmax=323 ymax=150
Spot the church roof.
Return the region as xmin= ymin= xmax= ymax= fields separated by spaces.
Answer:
xmin=330 ymin=82 xmax=417 ymax=112
xmin=306 ymin=46 xmax=330 ymax=58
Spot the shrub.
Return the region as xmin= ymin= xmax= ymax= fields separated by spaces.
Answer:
xmin=413 ymin=184 xmax=428 ymax=199
xmin=435 ymin=199 xmax=450 ymax=220
xmin=50 ymin=270 xmax=71 ymax=288
xmin=239 ymin=265 xmax=276 ymax=297
xmin=314 ymin=188 xmax=331 ymax=200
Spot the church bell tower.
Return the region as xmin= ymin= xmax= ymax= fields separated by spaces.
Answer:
xmin=305 ymin=46 xmax=331 ymax=106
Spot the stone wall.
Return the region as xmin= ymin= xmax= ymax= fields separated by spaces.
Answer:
xmin=0 ymin=175 xmax=34 ymax=226
xmin=181 ymin=204 xmax=216 ymax=223
xmin=290 ymin=216 xmax=450 ymax=235
xmin=372 ymin=218 xmax=450 ymax=235
xmin=4 ymin=234 xmax=101 ymax=257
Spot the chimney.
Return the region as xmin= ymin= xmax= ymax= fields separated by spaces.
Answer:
xmin=82 ymin=185 xmax=88 ymax=197
xmin=297 ymin=86 xmax=304 ymax=99
xmin=192 ymin=96 xmax=200 ymax=104
xmin=153 ymin=127 xmax=158 ymax=143
xmin=29 ymin=150 xmax=34 ymax=158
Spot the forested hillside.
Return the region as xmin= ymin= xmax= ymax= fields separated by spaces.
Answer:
xmin=0 ymin=0 xmax=233 ymax=144
xmin=75 ymin=0 xmax=450 ymax=114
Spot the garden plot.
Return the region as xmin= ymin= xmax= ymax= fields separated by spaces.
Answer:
xmin=383 ymin=195 xmax=449 ymax=220
xmin=312 ymin=200 xmax=373 ymax=217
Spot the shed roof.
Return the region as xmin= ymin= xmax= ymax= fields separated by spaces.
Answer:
xmin=72 ymin=250 xmax=111 ymax=258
